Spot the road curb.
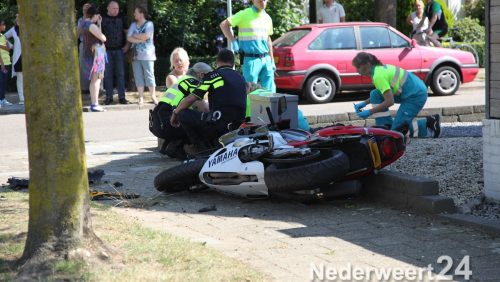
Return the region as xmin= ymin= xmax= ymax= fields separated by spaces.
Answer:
xmin=82 ymin=104 xmax=155 ymax=112
xmin=1 ymin=104 xmax=487 ymax=125
xmin=439 ymin=213 xmax=500 ymax=236
xmin=306 ymin=105 xmax=485 ymax=126
xmin=361 ymin=170 xmax=456 ymax=214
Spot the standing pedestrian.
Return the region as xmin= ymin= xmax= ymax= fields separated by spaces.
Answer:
xmin=407 ymin=0 xmax=429 ymax=46
xmin=220 ymin=0 xmax=276 ymax=92
xmin=417 ymin=0 xmax=448 ymax=47
xmin=0 ymin=19 xmax=12 ymax=107
xmin=77 ymin=3 xmax=91 ymax=93
xmin=318 ymin=0 xmax=346 ymax=23
xmin=5 ymin=14 xmax=24 ymax=104
xmin=82 ymin=6 xmax=107 ymax=112
xmin=352 ymin=52 xmax=441 ymax=140
xmin=127 ymin=5 xmax=158 ymax=105
xmin=101 ymin=1 xmax=129 ymax=105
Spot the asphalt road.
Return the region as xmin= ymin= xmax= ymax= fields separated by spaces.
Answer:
xmin=0 ymin=80 xmax=485 ymax=153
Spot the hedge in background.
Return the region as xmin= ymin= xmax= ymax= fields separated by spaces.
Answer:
xmin=453 ymin=16 xmax=485 ymax=43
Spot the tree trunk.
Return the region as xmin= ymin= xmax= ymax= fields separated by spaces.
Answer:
xmin=126 ymin=0 xmax=149 ymax=91
xmin=374 ymin=0 xmax=397 ymax=27
xmin=17 ymin=0 xmax=94 ymax=263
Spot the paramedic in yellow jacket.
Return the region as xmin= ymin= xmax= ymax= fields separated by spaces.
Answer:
xmin=220 ymin=0 xmax=276 ymax=92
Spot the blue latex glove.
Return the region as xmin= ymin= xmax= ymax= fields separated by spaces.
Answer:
xmin=357 ymin=109 xmax=371 ymax=119
xmin=354 ymin=101 xmax=367 ymax=112
xmin=231 ymin=40 xmax=240 ymax=53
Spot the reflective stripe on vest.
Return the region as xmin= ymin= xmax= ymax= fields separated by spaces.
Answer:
xmin=159 ymin=87 xmax=184 ymax=106
xmin=159 ymin=75 xmax=196 ymax=106
xmin=239 ymin=27 xmax=269 ymax=42
xmin=236 ymin=8 xmax=271 ymax=42
xmin=391 ymin=67 xmax=408 ymax=96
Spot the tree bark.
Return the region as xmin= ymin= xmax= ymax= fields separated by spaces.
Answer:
xmin=17 ymin=0 xmax=93 ymax=261
xmin=374 ymin=0 xmax=397 ymax=27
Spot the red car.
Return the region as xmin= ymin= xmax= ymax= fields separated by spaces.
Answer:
xmin=273 ymin=22 xmax=479 ymax=104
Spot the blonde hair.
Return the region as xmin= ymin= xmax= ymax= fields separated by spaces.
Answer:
xmin=169 ymin=47 xmax=190 ymax=70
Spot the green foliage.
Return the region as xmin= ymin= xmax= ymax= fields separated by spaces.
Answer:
xmin=469 ymin=41 xmax=485 ymax=67
xmin=340 ymin=0 xmax=374 ymax=22
xmin=438 ymin=0 xmax=454 ymax=30
xmin=396 ymin=0 xmax=415 ymax=39
xmin=267 ymin=0 xmax=305 ymax=40
xmin=0 ymin=0 xmax=16 ymax=26
xmin=464 ymin=0 xmax=485 ymax=26
xmin=453 ymin=16 xmax=485 ymax=42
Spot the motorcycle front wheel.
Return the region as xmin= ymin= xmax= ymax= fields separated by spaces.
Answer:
xmin=154 ymin=159 xmax=206 ymax=192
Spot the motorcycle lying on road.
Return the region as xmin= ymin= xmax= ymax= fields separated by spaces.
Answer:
xmin=154 ymin=98 xmax=406 ymax=200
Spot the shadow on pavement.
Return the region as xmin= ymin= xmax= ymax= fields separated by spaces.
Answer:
xmin=87 ymin=143 xmax=500 ymax=281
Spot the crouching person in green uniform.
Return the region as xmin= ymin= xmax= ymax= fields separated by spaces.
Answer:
xmin=352 ymin=52 xmax=441 ymax=140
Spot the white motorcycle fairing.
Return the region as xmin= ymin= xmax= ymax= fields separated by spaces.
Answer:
xmin=199 ymin=142 xmax=268 ymax=197
xmin=199 ymin=132 xmax=291 ymax=198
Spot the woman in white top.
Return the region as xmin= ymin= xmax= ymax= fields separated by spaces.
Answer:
xmin=5 ymin=14 xmax=23 ymax=104
xmin=165 ymin=47 xmax=189 ymax=88
xmin=407 ymin=0 xmax=429 ymax=46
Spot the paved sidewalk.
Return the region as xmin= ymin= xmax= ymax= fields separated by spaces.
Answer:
xmin=1 ymin=137 xmax=499 ymax=281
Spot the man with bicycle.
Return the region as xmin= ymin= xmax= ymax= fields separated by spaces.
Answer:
xmin=417 ymin=0 xmax=448 ymax=47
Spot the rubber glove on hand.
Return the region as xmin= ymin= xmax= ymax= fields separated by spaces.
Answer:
xmin=354 ymin=101 xmax=367 ymax=112
xmin=231 ymin=40 xmax=240 ymax=53
xmin=357 ymin=109 xmax=371 ymax=119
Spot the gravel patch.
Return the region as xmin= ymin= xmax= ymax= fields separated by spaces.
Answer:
xmin=389 ymin=122 xmax=499 ymax=221
xmin=390 ymin=137 xmax=484 ymax=206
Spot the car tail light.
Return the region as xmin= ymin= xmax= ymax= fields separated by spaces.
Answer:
xmin=381 ymin=137 xmax=396 ymax=159
xmin=284 ymin=51 xmax=294 ymax=67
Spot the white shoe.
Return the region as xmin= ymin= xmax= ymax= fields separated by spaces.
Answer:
xmin=90 ymin=105 xmax=106 ymax=112
xmin=0 ymin=99 xmax=12 ymax=105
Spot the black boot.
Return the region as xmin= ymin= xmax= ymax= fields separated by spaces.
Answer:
xmin=426 ymin=114 xmax=441 ymax=138
xmin=165 ymin=139 xmax=187 ymax=160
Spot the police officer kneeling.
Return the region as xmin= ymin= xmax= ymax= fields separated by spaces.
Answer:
xmin=170 ymin=49 xmax=247 ymax=155
xmin=150 ymin=63 xmax=212 ymax=159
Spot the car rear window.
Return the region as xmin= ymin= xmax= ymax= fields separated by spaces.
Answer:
xmin=309 ymin=27 xmax=356 ymax=50
xmin=273 ymin=29 xmax=310 ymax=47
xmin=360 ymin=26 xmax=391 ymax=49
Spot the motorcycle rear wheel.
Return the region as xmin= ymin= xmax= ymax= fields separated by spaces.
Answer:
xmin=154 ymin=159 xmax=206 ymax=192
xmin=265 ymin=150 xmax=349 ymax=193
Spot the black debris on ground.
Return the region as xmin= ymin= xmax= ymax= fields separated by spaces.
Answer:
xmin=88 ymin=169 xmax=105 ymax=185
xmin=7 ymin=177 xmax=29 ymax=190
xmin=198 ymin=205 xmax=217 ymax=213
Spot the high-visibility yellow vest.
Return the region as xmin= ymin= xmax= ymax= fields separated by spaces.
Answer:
xmin=159 ymin=75 xmax=199 ymax=106
xmin=372 ymin=65 xmax=408 ymax=96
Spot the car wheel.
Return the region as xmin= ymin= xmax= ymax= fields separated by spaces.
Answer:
xmin=304 ymin=73 xmax=336 ymax=103
xmin=430 ymin=66 xmax=460 ymax=96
